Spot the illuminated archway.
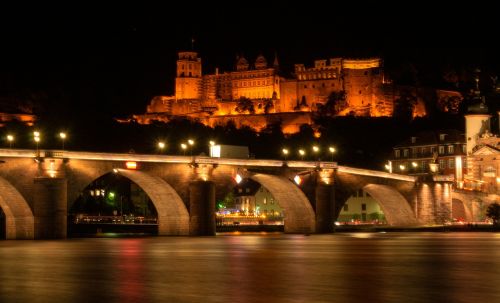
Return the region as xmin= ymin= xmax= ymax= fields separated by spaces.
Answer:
xmin=250 ymin=174 xmax=315 ymax=233
xmin=74 ymin=169 xmax=189 ymax=236
xmin=362 ymin=184 xmax=417 ymax=226
xmin=0 ymin=176 xmax=34 ymax=239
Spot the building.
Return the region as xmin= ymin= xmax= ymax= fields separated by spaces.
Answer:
xmin=337 ymin=189 xmax=386 ymax=224
xmin=390 ymin=130 xmax=467 ymax=178
xmin=233 ymin=179 xmax=283 ymax=218
xmin=462 ymin=75 xmax=500 ymax=194
xmin=133 ymin=51 xmax=398 ymax=133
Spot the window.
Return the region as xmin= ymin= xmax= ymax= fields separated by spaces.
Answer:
xmin=448 ymin=145 xmax=454 ymax=154
xmin=421 ymin=147 xmax=427 ymax=154
xmin=403 ymin=149 xmax=409 ymax=157
xmin=412 ymin=148 xmax=418 ymax=157
xmin=245 ymin=188 xmax=250 ymax=193
xmin=439 ymin=159 xmax=445 ymax=169
xmin=343 ymin=204 xmax=349 ymax=211
xmin=361 ymin=204 xmax=366 ymax=211
xmin=438 ymin=146 xmax=445 ymax=155
xmin=439 ymin=134 xmax=446 ymax=141
xmin=263 ymin=198 xmax=267 ymax=205
xmin=448 ymin=158 xmax=454 ymax=169
xmin=358 ymin=189 xmax=363 ymax=197
xmin=238 ymin=188 xmax=242 ymax=193
xmin=431 ymin=147 xmax=436 ymax=154
xmin=395 ymin=150 xmax=400 ymax=158
xmin=270 ymin=198 xmax=274 ymax=205
xmin=462 ymin=145 xmax=466 ymax=154
xmin=411 ymin=137 xmax=416 ymax=143
xmin=304 ymin=85 xmax=307 ymax=89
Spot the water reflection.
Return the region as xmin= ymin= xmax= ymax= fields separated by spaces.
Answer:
xmin=0 ymin=233 xmax=499 ymax=303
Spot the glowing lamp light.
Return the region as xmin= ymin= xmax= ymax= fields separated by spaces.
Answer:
xmin=234 ymin=174 xmax=242 ymax=184
xmin=209 ymin=140 xmax=215 ymax=146
xmin=399 ymin=165 xmax=405 ymax=171
xmin=7 ymin=135 xmax=14 ymax=142
xmin=412 ymin=162 xmax=418 ymax=167
xmin=312 ymin=146 xmax=319 ymax=152
xmin=282 ymin=148 xmax=289 ymax=155
xmin=125 ymin=161 xmax=137 ymax=170
xmin=294 ymin=175 xmax=302 ymax=185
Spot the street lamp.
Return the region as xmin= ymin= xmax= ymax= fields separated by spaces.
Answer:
xmin=312 ymin=145 xmax=320 ymax=161
xmin=158 ymin=141 xmax=166 ymax=153
xmin=282 ymin=148 xmax=289 ymax=160
xmin=329 ymin=146 xmax=336 ymax=162
xmin=34 ymin=136 xmax=40 ymax=154
xmin=59 ymin=132 xmax=66 ymax=150
xmin=188 ymin=139 xmax=195 ymax=156
xmin=181 ymin=143 xmax=187 ymax=156
xmin=7 ymin=134 xmax=14 ymax=148
xmin=298 ymin=149 xmax=305 ymax=160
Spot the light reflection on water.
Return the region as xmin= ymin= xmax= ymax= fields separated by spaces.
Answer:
xmin=0 ymin=232 xmax=499 ymax=303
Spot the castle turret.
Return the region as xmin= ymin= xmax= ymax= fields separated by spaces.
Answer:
xmin=175 ymin=51 xmax=202 ymax=99
xmin=465 ymin=71 xmax=491 ymax=155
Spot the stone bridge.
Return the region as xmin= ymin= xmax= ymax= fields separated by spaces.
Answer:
xmin=0 ymin=149 xmax=459 ymax=239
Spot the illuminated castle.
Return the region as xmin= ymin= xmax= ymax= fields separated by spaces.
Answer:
xmin=135 ymin=51 xmax=424 ymax=133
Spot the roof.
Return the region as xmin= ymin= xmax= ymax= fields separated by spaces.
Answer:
xmin=394 ymin=129 xmax=465 ymax=148
xmin=233 ymin=179 xmax=261 ymax=197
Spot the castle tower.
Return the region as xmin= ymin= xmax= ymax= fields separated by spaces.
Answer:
xmin=175 ymin=51 xmax=202 ymax=99
xmin=465 ymin=72 xmax=491 ymax=155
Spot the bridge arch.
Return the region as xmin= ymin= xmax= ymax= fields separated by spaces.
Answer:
xmin=74 ymin=169 xmax=189 ymax=236
xmin=452 ymin=198 xmax=472 ymax=222
xmin=362 ymin=184 xmax=417 ymax=226
xmin=249 ymin=174 xmax=315 ymax=233
xmin=0 ymin=176 xmax=34 ymax=239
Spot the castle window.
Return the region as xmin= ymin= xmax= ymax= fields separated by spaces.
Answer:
xmin=312 ymin=85 xmax=315 ymax=88
xmin=359 ymin=90 xmax=362 ymax=94
xmin=189 ymin=72 xmax=192 ymax=76
xmin=304 ymin=85 xmax=307 ymax=89
xmin=439 ymin=146 xmax=445 ymax=155
xmin=448 ymin=145 xmax=454 ymax=154
xmin=322 ymin=83 xmax=325 ymax=87
xmin=364 ymin=71 xmax=368 ymax=75
xmin=189 ymin=64 xmax=192 ymax=69
xmin=331 ymin=83 xmax=335 ymax=87
xmin=439 ymin=159 xmax=445 ymax=169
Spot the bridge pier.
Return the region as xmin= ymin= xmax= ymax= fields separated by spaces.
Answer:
xmin=315 ymin=184 xmax=334 ymax=233
xmin=189 ymin=180 xmax=216 ymax=236
xmin=33 ymin=177 xmax=67 ymax=239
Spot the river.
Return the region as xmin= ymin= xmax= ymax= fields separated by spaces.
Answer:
xmin=1 ymin=232 xmax=499 ymax=303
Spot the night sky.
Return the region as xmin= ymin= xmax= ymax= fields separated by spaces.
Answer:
xmin=1 ymin=3 xmax=498 ymax=122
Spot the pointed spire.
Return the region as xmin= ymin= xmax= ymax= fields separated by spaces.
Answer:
xmin=273 ymin=51 xmax=279 ymax=68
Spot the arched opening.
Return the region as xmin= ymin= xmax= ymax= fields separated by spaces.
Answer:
xmin=452 ymin=198 xmax=471 ymax=223
xmin=0 ymin=176 xmax=34 ymax=239
xmin=69 ymin=169 xmax=189 ymax=236
xmin=336 ymin=184 xmax=417 ymax=227
xmin=216 ymin=173 xmax=315 ymax=233
xmin=216 ymin=178 xmax=284 ymax=232
xmin=336 ymin=188 xmax=387 ymax=225
xmin=362 ymin=184 xmax=417 ymax=226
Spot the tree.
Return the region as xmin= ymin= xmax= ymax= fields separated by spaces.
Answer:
xmin=393 ymin=89 xmax=417 ymax=121
xmin=316 ymin=91 xmax=347 ymax=117
xmin=235 ymin=97 xmax=255 ymax=114
xmin=486 ymin=203 xmax=500 ymax=225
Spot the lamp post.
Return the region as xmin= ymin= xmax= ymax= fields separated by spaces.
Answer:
xmin=188 ymin=139 xmax=194 ymax=156
xmin=299 ymin=149 xmax=305 ymax=161
xmin=158 ymin=141 xmax=166 ymax=153
xmin=33 ymin=131 xmax=40 ymax=155
xmin=312 ymin=145 xmax=320 ymax=161
xmin=282 ymin=148 xmax=289 ymax=160
xmin=7 ymin=135 xmax=13 ymax=149
xmin=59 ymin=132 xmax=66 ymax=150
xmin=329 ymin=146 xmax=336 ymax=162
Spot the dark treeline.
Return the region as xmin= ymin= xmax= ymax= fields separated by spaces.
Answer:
xmin=1 ymin=113 xmax=464 ymax=170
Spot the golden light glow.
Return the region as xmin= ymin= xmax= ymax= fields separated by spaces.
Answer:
xmin=412 ymin=162 xmax=418 ymax=167
xmin=188 ymin=139 xmax=194 ymax=146
xmin=209 ymin=140 xmax=215 ymax=146
xmin=181 ymin=143 xmax=187 ymax=150
xmin=282 ymin=148 xmax=289 ymax=155
xmin=234 ymin=174 xmax=242 ymax=184
xmin=59 ymin=132 xmax=66 ymax=139
xmin=7 ymin=135 xmax=13 ymax=142
xmin=34 ymin=137 xmax=40 ymax=143
xmin=329 ymin=147 xmax=336 ymax=153
xmin=294 ymin=175 xmax=302 ymax=185
xmin=33 ymin=131 xmax=40 ymax=137
xmin=158 ymin=142 xmax=166 ymax=149
xmin=312 ymin=146 xmax=319 ymax=153
xmin=125 ymin=161 xmax=137 ymax=170
xmin=399 ymin=165 xmax=405 ymax=170
xmin=299 ymin=149 xmax=305 ymax=156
